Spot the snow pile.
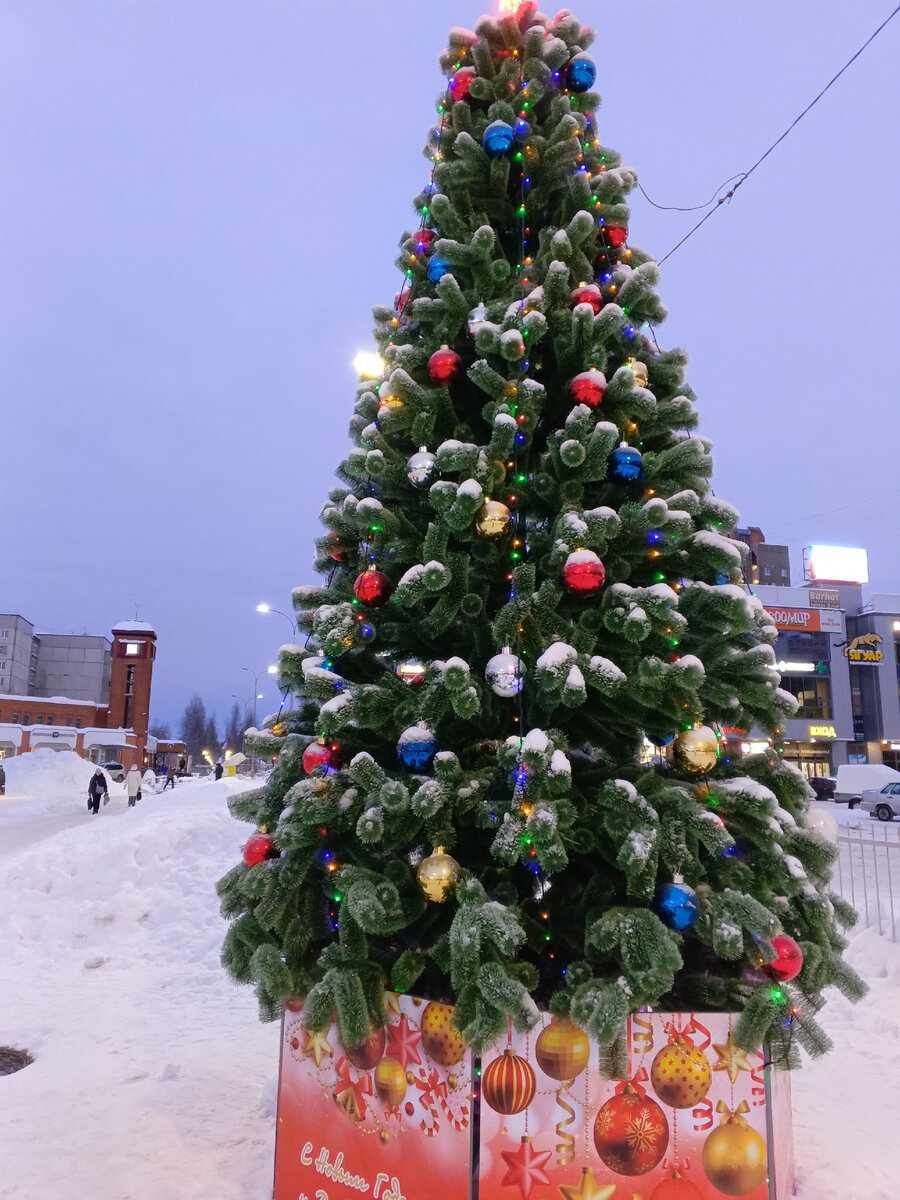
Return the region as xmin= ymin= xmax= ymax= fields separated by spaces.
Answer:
xmin=3 ymin=748 xmax=113 ymax=798
xmin=0 ymin=778 xmax=277 ymax=1199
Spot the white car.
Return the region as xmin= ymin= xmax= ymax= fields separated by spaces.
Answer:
xmin=859 ymin=783 xmax=900 ymax=821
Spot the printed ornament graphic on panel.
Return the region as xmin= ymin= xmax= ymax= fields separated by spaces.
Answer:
xmin=477 ymin=1012 xmax=784 ymax=1200
xmin=274 ymin=993 xmax=473 ymax=1200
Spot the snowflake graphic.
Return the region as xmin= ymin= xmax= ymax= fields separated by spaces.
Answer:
xmin=625 ymin=1110 xmax=663 ymax=1153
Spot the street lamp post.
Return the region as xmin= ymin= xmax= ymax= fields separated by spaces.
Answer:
xmin=242 ymin=665 xmax=278 ymax=728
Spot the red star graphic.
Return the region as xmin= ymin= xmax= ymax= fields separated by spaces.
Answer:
xmin=500 ymin=1137 xmax=552 ymax=1200
xmin=386 ymin=1014 xmax=421 ymax=1069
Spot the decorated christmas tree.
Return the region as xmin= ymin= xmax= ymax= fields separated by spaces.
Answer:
xmin=218 ymin=0 xmax=863 ymax=1071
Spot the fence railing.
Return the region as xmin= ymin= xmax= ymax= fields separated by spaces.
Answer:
xmin=833 ymin=821 xmax=900 ymax=942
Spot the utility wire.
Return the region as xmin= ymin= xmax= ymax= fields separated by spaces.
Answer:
xmin=651 ymin=3 xmax=900 ymax=265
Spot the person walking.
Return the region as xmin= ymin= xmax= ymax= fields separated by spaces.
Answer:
xmin=125 ymin=763 xmax=142 ymax=807
xmin=214 ymin=758 xmax=224 ymax=781
xmin=87 ymin=768 xmax=108 ymax=814
xmin=163 ymin=763 xmax=176 ymax=790
xmin=0 ymin=761 xmax=5 ymax=796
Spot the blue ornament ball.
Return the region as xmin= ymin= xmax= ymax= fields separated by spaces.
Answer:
xmin=565 ymin=54 xmax=596 ymax=93
xmin=655 ymin=881 xmax=701 ymax=931
xmin=427 ymin=256 xmax=452 ymax=284
xmin=397 ymin=725 xmax=439 ymax=770
xmin=514 ymin=118 xmax=531 ymax=142
xmin=648 ymin=733 xmax=675 ymax=748
xmin=482 ymin=120 xmax=515 ymax=158
xmin=714 ymin=571 xmax=730 ymax=585
xmin=606 ymin=444 xmax=644 ymax=484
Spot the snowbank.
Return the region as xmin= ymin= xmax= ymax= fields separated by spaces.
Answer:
xmin=2 ymin=747 xmax=113 ymax=798
xmin=0 ymin=778 xmax=277 ymax=1199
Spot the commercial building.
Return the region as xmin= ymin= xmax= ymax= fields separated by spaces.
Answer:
xmin=734 ymin=527 xmax=791 ymax=587
xmin=0 ymin=618 xmax=157 ymax=766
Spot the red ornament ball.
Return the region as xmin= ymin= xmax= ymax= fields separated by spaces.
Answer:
xmin=354 ymin=569 xmax=393 ymax=608
xmin=290 ymin=1036 xmax=300 ymax=1050
xmin=762 ymin=934 xmax=804 ymax=982
xmin=428 ymin=345 xmax=462 ymax=385
xmin=563 ymin=551 xmax=606 ymax=596
xmin=481 ymin=1048 xmax=537 ymax=1115
xmin=650 ymin=1171 xmax=703 ymax=1200
xmin=570 ymin=284 xmax=603 ymax=313
xmin=416 ymin=228 xmax=436 ymax=249
xmin=344 ymin=1027 xmax=386 ymax=1071
xmin=302 ymin=739 xmax=342 ymax=775
xmin=327 ymin=533 xmax=349 ymax=562
xmin=594 ymin=1084 xmax=669 ymax=1176
xmin=600 ymin=224 xmax=628 ymax=248
xmin=568 ymin=369 xmax=607 ymax=408
xmin=449 ymin=67 xmax=475 ymax=102
xmin=243 ymin=832 xmax=278 ymax=868
xmin=404 ymin=1101 xmax=415 ymax=1117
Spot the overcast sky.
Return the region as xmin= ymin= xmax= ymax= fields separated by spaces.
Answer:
xmin=1 ymin=0 xmax=898 ymax=730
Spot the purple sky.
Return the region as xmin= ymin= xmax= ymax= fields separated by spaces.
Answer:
xmin=1 ymin=1 xmax=897 ymax=730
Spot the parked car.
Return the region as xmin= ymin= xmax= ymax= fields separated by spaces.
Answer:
xmin=860 ymin=782 xmax=900 ymax=822
xmin=834 ymin=763 xmax=900 ymax=809
xmin=808 ymin=776 xmax=837 ymax=800
xmin=100 ymin=761 xmax=126 ymax=782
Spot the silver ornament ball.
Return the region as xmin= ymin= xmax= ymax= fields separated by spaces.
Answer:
xmin=485 ymin=648 xmax=526 ymax=697
xmin=407 ymin=447 xmax=437 ymax=487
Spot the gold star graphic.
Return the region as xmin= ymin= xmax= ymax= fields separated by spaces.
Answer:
xmin=559 ymin=1167 xmax=616 ymax=1200
xmin=383 ymin=990 xmax=403 ymax=1016
xmin=303 ymin=1029 xmax=334 ymax=1068
xmin=712 ymin=1038 xmax=755 ymax=1084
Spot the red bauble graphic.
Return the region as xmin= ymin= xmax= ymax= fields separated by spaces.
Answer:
xmin=650 ymin=1171 xmax=703 ymax=1200
xmin=570 ymin=283 xmax=603 ymax=313
xmin=354 ymin=568 xmax=393 ymax=607
xmin=762 ymin=934 xmax=804 ymax=982
xmin=242 ymin=832 xmax=278 ymax=868
xmin=449 ymin=67 xmax=475 ymax=102
xmin=568 ymin=369 xmax=607 ymax=408
xmin=481 ymin=1048 xmax=537 ymax=1115
xmin=593 ymin=1082 xmax=669 ymax=1176
xmin=600 ymin=224 xmax=628 ymax=248
xmin=344 ymin=1027 xmax=386 ymax=1071
xmin=562 ymin=550 xmax=606 ymax=596
xmin=428 ymin=345 xmax=462 ymax=385
xmin=302 ymin=739 xmax=341 ymax=775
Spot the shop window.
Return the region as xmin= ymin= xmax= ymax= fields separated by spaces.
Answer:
xmin=780 ymin=674 xmax=832 ymax=719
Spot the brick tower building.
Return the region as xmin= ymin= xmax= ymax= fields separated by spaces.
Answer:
xmin=107 ymin=621 xmax=157 ymax=754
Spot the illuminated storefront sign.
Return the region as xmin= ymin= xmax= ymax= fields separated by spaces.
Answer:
xmin=765 ymin=607 xmax=842 ymax=633
xmin=808 ymin=725 xmax=837 ymax=738
xmin=841 ymin=633 xmax=884 ymax=663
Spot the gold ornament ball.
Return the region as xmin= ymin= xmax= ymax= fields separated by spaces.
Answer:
xmin=650 ymin=1037 xmax=711 ymax=1109
xmin=417 ymin=846 xmax=461 ymax=903
xmin=535 ymin=1019 xmax=590 ymax=1081
xmin=420 ymin=1002 xmax=467 ymax=1067
xmin=476 ymin=499 xmax=512 ymax=538
xmin=374 ymin=1055 xmax=408 ymax=1108
xmin=673 ymin=726 xmax=718 ymax=774
xmin=702 ymin=1121 xmax=767 ymax=1196
xmin=406 ymin=1070 xmax=416 ymax=1084
xmin=449 ymin=1073 xmax=459 ymax=1090
xmin=379 ymin=1130 xmax=390 ymax=1144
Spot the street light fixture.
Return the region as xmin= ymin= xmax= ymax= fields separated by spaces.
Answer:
xmin=256 ymin=604 xmax=297 ymax=640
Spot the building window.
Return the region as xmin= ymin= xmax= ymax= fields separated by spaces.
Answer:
xmin=22 ymin=713 xmax=30 ymax=725
xmin=36 ymin=714 xmax=44 ymax=724
xmin=47 ymin=715 xmax=54 ymax=726
xmin=66 ymin=716 xmax=73 ymax=726
xmin=125 ymin=642 xmax=140 ymax=656
xmin=0 ymin=630 xmax=8 ymax=638
xmin=11 ymin=713 xmax=19 ymax=723
xmin=0 ymin=661 xmax=6 ymax=670
xmin=75 ymin=717 xmax=82 ymax=728
xmin=780 ymin=674 xmax=832 ymax=720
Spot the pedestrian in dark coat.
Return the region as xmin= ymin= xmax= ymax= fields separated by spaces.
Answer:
xmin=214 ymin=759 xmax=224 ymax=781
xmin=88 ymin=769 xmax=108 ymax=814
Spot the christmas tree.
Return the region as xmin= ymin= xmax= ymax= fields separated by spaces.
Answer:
xmin=218 ymin=0 xmax=863 ymax=1070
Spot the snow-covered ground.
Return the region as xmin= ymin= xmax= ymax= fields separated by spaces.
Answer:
xmin=0 ymin=767 xmax=896 ymax=1199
